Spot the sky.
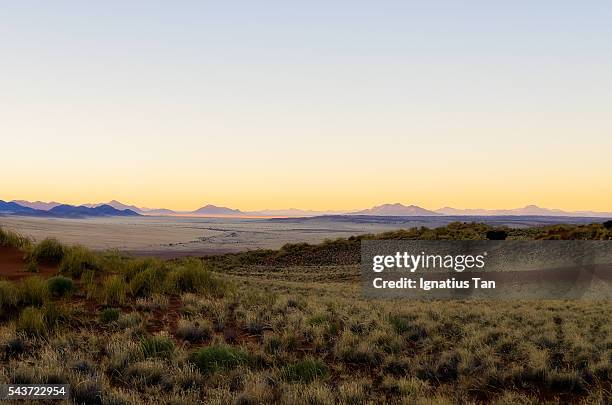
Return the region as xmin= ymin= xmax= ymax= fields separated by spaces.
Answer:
xmin=1 ymin=1 xmax=611 ymax=211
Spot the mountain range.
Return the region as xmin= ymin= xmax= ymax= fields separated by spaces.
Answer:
xmin=1 ymin=201 xmax=140 ymax=218
xmin=3 ymin=200 xmax=612 ymax=219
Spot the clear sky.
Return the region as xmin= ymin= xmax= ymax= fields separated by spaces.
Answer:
xmin=2 ymin=1 xmax=611 ymax=211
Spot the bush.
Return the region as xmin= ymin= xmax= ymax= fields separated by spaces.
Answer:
xmin=603 ymin=220 xmax=612 ymax=230
xmin=486 ymin=230 xmax=508 ymax=240
xmin=0 ymin=280 xmax=19 ymax=309
xmin=102 ymin=276 xmax=126 ymax=306
xmin=17 ymin=307 xmax=47 ymax=336
xmin=18 ymin=277 xmax=49 ymax=306
xmin=0 ymin=227 xmax=31 ymax=249
xmin=164 ymin=258 xmax=229 ymax=296
xmin=47 ymin=276 xmax=74 ymax=297
xmin=175 ymin=318 xmax=213 ymax=343
xmin=31 ymin=238 xmax=65 ymax=265
xmin=189 ymin=344 xmax=249 ymax=374
xmin=100 ymin=308 xmax=120 ymax=323
xmin=59 ymin=246 xmax=100 ymax=278
xmin=281 ymin=358 xmax=329 ymax=383
xmin=129 ymin=265 xmax=167 ymax=297
xmin=140 ymin=336 xmax=175 ymax=359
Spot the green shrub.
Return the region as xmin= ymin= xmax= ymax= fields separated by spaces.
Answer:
xmin=164 ymin=258 xmax=229 ymax=296
xmin=102 ymin=275 xmax=126 ymax=306
xmin=189 ymin=344 xmax=249 ymax=374
xmin=140 ymin=336 xmax=175 ymax=359
xmin=31 ymin=238 xmax=65 ymax=265
xmin=100 ymin=308 xmax=121 ymax=323
xmin=17 ymin=307 xmax=47 ymax=336
xmin=0 ymin=227 xmax=31 ymax=250
xmin=47 ymin=276 xmax=74 ymax=297
xmin=281 ymin=358 xmax=329 ymax=383
xmin=59 ymin=246 xmax=100 ymax=278
xmin=123 ymin=258 xmax=163 ymax=280
xmin=98 ymin=249 xmax=128 ymax=273
xmin=129 ymin=265 xmax=167 ymax=297
xmin=18 ymin=277 xmax=49 ymax=306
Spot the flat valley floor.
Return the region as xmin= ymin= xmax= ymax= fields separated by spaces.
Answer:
xmin=0 ymin=215 xmax=605 ymax=258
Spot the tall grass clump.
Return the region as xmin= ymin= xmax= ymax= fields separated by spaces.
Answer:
xmin=164 ymin=258 xmax=229 ymax=296
xmin=189 ymin=344 xmax=249 ymax=374
xmin=82 ymin=270 xmax=97 ymax=299
xmin=59 ymin=246 xmax=101 ymax=278
xmin=30 ymin=238 xmax=65 ymax=265
xmin=16 ymin=307 xmax=47 ymax=336
xmin=281 ymin=358 xmax=329 ymax=383
xmin=0 ymin=227 xmax=31 ymax=250
xmin=129 ymin=264 xmax=167 ymax=298
xmin=18 ymin=277 xmax=50 ymax=306
xmin=0 ymin=280 xmax=19 ymax=309
xmin=100 ymin=308 xmax=120 ymax=323
xmin=140 ymin=335 xmax=175 ymax=359
xmin=101 ymin=275 xmax=127 ymax=306
xmin=175 ymin=318 xmax=213 ymax=342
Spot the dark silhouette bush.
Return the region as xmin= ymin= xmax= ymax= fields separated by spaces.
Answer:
xmin=486 ymin=230 xmax=508 ymax=240
xmin=603 ymin=220 xmax=612 ymax=230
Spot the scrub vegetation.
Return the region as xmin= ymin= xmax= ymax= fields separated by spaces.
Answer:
xmin=0 ymin=223 xmax=610 ymax=404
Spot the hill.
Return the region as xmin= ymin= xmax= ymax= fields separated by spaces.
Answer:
xmin=190 ymin=204 xmax=243 ymax=216
xmin=0 ymin=201 xmax=140 ymax=218
xmin=0 ymin=200 xmax=42 ymax=215
xmin=83 ymin=200 xmax=145 ymax=213
xmin=11 ymin=200 xmax=62 ymax=210
xmin=47 ymin=204 xmax=141 ymax=218
xmin=436 ymin=205 xmax=612 ymax=217
xmin=351 ymin=203 xmax=440 ymax=216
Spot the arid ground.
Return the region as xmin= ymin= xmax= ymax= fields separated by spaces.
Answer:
xmin=0 ymin=222 xmax=610 ymax=404
xmin=0 ymin=215 xmax=603 ymax=258
xmin=0 ymin=216 xmax=408 ymax=257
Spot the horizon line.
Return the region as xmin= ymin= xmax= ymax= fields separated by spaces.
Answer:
xmin=6 ymin=198 xmax=612 ymax=215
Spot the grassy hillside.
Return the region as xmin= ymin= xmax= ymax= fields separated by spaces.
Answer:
xmin=0 ymin=224 xmax=610 ymax=404
xmin=205 ymin=222 xmax=612 ymax=268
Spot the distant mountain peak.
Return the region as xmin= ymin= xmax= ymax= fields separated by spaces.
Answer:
xmin=191 ymin=204 xmax=243 ymax=216
xmin=11 ymin=200 xmax=62 ymax=211
xmin=353 ymin=203 xmax=440 ymax=216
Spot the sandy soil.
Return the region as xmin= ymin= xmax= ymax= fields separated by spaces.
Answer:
xmin=0 ymin=215 xmax=404 ymax=257
xmin=0 ymin=247 xmax=57 ymax=280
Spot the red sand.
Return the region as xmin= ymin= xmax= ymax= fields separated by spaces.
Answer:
xmin=0 ymin=247 xmax=57 ymax=281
